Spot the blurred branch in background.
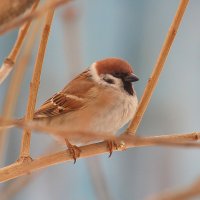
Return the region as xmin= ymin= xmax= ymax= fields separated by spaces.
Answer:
xmin=87 ymin=158 xmax=113 ymax=200
xmin=0 ymin=0 xmax=72 ymax=35
xmin=126 ymin=0 xmax=189 ymax=135
xmin=0 ymin=0 xmax=35 ymax=26
xmin=20 ymin=9 xmax=55 ymax=160
xmin=62 ymin=3 xmax=83 ymax=76
xmin=0 ymin=0 xmax=39 ymax=85
xmin=148 ymin=178 xmax=200 ymax=200
xmin=0 ymin=21 xmax=40 ymax=166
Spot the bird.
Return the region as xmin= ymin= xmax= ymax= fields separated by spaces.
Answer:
xmin=2 ymin=58 xmax=139 ymax=163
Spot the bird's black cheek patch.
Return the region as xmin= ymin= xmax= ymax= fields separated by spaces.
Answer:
xmin=123 ymin=81 xmax=134 ymax=95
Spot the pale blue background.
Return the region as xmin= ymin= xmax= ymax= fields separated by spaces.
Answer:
xmin=0 ymin=0 xmax=200 ymax=199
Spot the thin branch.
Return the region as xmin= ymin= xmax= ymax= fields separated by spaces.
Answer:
xmin=0 ymin=0 xmax=40 ymax=85
xmin=19 ymin=9 xmax=54 ymax=159
xmin=149 ymin=178 xmax=200 ymax=200
xmin=0 ymin=0 xmax=71 ymax=35
xmin=0 ymin=21 xmax=40 ymax=164
xmin=0 ymin=131 xmax=200 ymax=182
xmin=126 ymin=0 xmax=189 ymax=135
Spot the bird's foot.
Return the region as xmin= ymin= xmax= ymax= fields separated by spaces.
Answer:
xmin=106 ymin=140 xmax=126 ymax=157
xmin=65 ymin=139 xmax=81 ymax=164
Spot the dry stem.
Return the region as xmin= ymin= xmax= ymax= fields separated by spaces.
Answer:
xmin=126 ymin=0 xmax=189 ymax=135
xmin=0 ymin=0 xmax=39 ymax=85
xmin=0 ymin=0 xmax=71 ymax=35
xmin=0 ymin=131 xmax=200 ymax=182
xmin=20 ymin=10 xmax=54 ymax=159
xmin=0 ymin=22 xmax=40 ymax=164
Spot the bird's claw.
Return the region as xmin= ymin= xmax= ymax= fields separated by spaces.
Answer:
xmin=65 ymin=139 xmax=81 ymax=164
xmin=106 ymin=140 xmax=126 ymax=157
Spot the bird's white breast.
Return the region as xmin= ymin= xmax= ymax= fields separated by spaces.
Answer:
xmin=89 ymin=89 xmax=138 ymax=134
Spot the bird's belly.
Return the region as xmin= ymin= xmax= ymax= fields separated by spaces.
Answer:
xmin=89 ymin=93 xmax=138 ymax=134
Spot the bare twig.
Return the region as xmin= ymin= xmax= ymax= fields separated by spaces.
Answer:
xmin=0 ymin=0 xmax=39 ymax=85
xmin=20 ymin=10 xmax=54 ymax=159
xmin=149 ymin=178 xmax=200 ymax=200
xmin=0 ymin=21 xmax=40 ymax=164
xmin=0 ymin=0 xmax=71 ymax=35
xmin=0 ymin=131 xmax=200 ymax=182
xmin=126 ymin=0 xmax=189 ymax=135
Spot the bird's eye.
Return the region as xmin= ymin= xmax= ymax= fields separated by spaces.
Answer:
xmin=113 ymin=72 xmax=125 ymax=78
xmin=103 ymin=77 xmax=114 ymax=84
xmin=114 ymin=72 xmax=120 ymax=77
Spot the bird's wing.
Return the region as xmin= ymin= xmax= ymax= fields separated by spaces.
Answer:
xmin=34 ymin=70 xmax=97 ymax=119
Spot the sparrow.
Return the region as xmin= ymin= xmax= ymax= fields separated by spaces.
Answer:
xmin=3 ymin=58 xmax=139 ymax=162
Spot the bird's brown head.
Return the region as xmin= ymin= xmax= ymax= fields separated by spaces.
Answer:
xmin=92 ymin=58 xmax=139 ymax=95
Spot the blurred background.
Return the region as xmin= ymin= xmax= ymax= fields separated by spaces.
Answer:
xmin=0 ymin=0 xmax=200 ymax=199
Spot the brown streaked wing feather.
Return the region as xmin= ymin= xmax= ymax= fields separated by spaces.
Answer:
xmin=62 ymin=69 xmax=94 ymax=98
xmin=34 ymin=70 xmax=96 ymax=119
xmin=33 ymin=92 xmax=84 ymax=118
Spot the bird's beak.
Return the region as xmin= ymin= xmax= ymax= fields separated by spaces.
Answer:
xmin=124 ymin=73 xmax=139 ymax=82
